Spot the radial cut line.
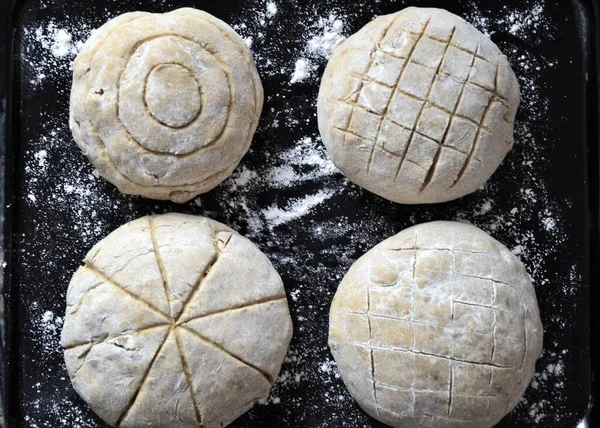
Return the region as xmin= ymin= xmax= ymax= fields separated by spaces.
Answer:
xmin=149 ymin=217 xmax=174 ymax=317
xmin=180 ymin=325 xmax=273 ymax=383
xmin=174 ymin=232 xmax=229 ymax=325
xmin=63 ymin=324 xmax=172 ymax=351
xmin=115 ymin=329 xmax=172 ymax=427
xmin=83 ymin=262 xmax=171 ymax=320
xmin=178 ymin=295 xmax=287 ymax=326
xmin=175 ymin=329 xmax=203 ymax=427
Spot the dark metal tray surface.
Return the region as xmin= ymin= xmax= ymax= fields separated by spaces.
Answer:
xmin=0 ymin=0 xmax=597 ymax=426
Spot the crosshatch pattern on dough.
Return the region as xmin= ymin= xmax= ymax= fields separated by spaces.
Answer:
xmin=329 ymin=222 xmax=542 ymax=428
xmin=318 ymin=8 xmax=520 ymax=204
xmin=61 ymin=214 xmax=292 ymax=428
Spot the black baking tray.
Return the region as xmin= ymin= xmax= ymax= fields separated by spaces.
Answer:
xmin=0 ymin=0 xmax=598 ymax=426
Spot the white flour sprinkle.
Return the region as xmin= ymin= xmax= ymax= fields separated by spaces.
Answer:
xmin=266 ymin=1 xmax=277 ymax=17
xmin=290 ymin=58 xmax=311 ymax=84
xmin=289 ymin=14 xmax=347 ymax=84
xmin=16 ymin=1 xmax=583 ymax=427
xmin=262 ymin=189 xmax=335 ymax=228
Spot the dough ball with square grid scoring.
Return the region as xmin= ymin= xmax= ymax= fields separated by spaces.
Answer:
xmin=69 ymin=9 xmax=263 ymax=203
xmin=61 ymin=213 xmax=292 ymax=428
xmin=318 ymin=7 xmax=520 ymax=204
xmin=329 ymin=221 xmax=543 ymax=428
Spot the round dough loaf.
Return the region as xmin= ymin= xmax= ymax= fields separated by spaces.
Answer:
xmin=69 ymin=9 xmax=264 ymax=203
xmin=329 ymin=221 xmax=542 ymax=428
xmin=61 ymin=213 xmax=292 ymax=427
xmin=318 ymin=7 xmax=520 ymax=204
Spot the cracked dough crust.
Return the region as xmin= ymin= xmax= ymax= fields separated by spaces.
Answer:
xmin=317 ymin=7 xmax=520 ymax=204
xmin=69 ymin=8 xmax=264 ymax=203
xmin=328 ymin=221 xmax=542 ymax=428
xmin=61 ymin=213 xmax=292 ymax=427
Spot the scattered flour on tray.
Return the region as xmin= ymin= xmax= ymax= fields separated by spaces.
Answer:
xmin=16 ymin=1 xmax=584 ymax=427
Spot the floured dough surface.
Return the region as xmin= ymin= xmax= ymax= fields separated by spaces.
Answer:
xmin=329 ymin=221 xmax=542 ymax=428
xmin=69 ymin=8 xmax=263 ymax=203
xmin=61 ymin=213 xmax=292 ymax=427
xmin=318 ymin=7 xmax=520 ymax=204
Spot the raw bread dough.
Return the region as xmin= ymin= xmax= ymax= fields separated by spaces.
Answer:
xmin=329 ymin=221 xmax=542 ymax=428
xmin=61 ymin=213 xmax=292 ymax=427
xmin=318 ymin=7 xmax=520 ymax=204
xmin=69 ymin=8 xmax=263 ymax=203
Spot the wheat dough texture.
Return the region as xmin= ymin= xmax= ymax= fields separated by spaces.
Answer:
xmin=69 ymin=8 xmax=263 ymax=203
xmin=61 ymin=213 xmax=292 ymax=427
xmin=318 ymin=7 xmax=520 ymax=204
xmin=329 ymin=221 xmax=543 ymax=428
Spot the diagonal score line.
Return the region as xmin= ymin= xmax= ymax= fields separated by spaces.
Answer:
xmin=419 ymin=27 xmax=462 ymax=192
xmin=180 ymin=325 xmax=273 ymax=383
xmin=115 ymin=328 xmax=172 ymax=427
xmin=178 ymin=295 xmax=287 ymax=326
xmin=336 ymin=12 xmax=404 ymax=147
xmin=83 ymin=262 xmax=171 ymax=320
xmin=369 ymin=18 xmax=432 ymax=176
xmin=175 ymin=329 xmax=203 ymax=427
xmin=450 ymin=60 xmax=501 ymax=189
xmin=149 ymin=217 xmax=174 ymax=318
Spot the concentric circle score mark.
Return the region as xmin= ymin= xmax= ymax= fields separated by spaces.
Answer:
xmin=144 ymin=63 xmax=202 ymax=129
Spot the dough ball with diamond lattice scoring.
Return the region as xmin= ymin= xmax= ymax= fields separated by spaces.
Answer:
xmin=318 ymin=7 xmax=520 ymax=204
xmin=69 ymin=8 xmax=263 ymax=203
xmin=61 ymin=213 xmax=292 ymax=427
xmin=329 ymin=221 xmax=543 ymax=428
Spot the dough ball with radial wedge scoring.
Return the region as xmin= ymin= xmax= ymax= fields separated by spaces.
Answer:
xmin=69 ymin=8 xmax=263 ymax=203
xmin=329 ymin=221 xmax=542 ymax=428
xmin=318 ymin=7 xmax=520 ymax=204
xmin=61 ymin=213 xmax=292 ymax=427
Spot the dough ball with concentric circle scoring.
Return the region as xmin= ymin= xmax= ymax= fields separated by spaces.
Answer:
xmin=318 ymin=7 xmax=520 ymax=204
xmin=329 ymin=221 xmax=542 ymax=428
xmin=69 ymin=8 xmax=263 ymax=203
xmin=61 ymin=213 xmax=292 ymax=427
